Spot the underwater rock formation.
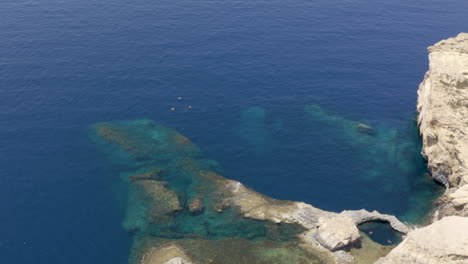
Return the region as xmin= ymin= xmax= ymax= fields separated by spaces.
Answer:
xmin=375 ymin=216 xmax=468 ymax=264
xmin=304 ymin=104 xmax=376 ymax=146
xmin=188 ymin=197 xmax=203 ymax=214
xmin=91 ymin=119 xmax=408 ymax=264
xmin=304 ymin=103 xmax=442 ymax=222
xmin=417 ymin=33 xmax=468 ymax=219
xmin=237 ymin=106 xmax=273 ymax=155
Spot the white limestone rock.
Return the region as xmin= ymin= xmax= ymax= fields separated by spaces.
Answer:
xmin=316 ymin=215 xmax=361 ymax=251
xmin=140 ymin=244 xmax=194 ymax=264
xmin=163 ymin=257 xmax=192 ymax=264
xmin=417 ymin=33 xmax=468 ymax=218
xmin=340 ymin=209 xmax=410 ymax=233
xmin=375 ymin=216 xmax=468 ymax=264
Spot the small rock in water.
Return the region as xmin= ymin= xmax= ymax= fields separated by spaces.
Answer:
xmin=129 ymin=169 xmax=161 ymax=182
xmin=356 ymin=122 xmax=375 ymax=135
xmin=188 ymin=197 xmax=204 ymax=214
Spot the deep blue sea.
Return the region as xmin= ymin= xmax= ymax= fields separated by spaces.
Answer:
xmin=1 ymin=0 xmax=467 ymax=263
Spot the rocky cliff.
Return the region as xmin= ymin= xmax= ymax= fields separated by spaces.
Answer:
xmin=417 ymin=33 xmax=468 ymax=219
xmin=376 ymin=33 xmax=468 ymax=264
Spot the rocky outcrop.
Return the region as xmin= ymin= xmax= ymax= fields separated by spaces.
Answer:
xmin=220 ymin=179 xmax=335 ymax=229
xmin=221 ymin=179 xmax=410 ymax=233
xmin=340 ymin=209 xmax=410 ymax=234
xmin=316 ymin=216 xmax=361 ymax=251
xmin=93 ymin=119 xmax=411 ymax=264
xmin=140 ymin=244 xmax=194 ymax=264
xmin=375 ymin=216 xmax=468 ymax=264
xmin=219 ymin=179 xmax=412 ymax=256
xmin=188 ymin=197 xmax=203 ymax=214
xmin=123 ymin=179 xmax=183 ymax=231
xmin=417 ymin=33 xmax=468 ymax=218
xmin=163 ymin=258 xmax=192 ymax=264
xmin=376 ymin=33 xmax=468 ymax=264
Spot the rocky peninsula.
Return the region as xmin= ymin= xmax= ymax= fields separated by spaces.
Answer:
xmin=91 ymin=118 xmax=411 ymax=264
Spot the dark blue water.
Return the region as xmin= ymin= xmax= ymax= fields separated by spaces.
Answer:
xmin=359 ymin=222 xmax=403 ymax=246
xmin=1 ymin=0 xmax=466 ymax=263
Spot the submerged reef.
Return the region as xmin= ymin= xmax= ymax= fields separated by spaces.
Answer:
xmin=88 ymin=34 xmax=468 ymax=264
xmin=236 ymin=106 xmax=276 ymax=156
xmin=304 ymin=104 xmax=442 ymax=222
xmin=91 ymin=118 xmax=411 ymax=264
xmin=92 ymin=120 xmax=332 ymax=263
xmin=376 ymin=33 xmax=468 ymax=264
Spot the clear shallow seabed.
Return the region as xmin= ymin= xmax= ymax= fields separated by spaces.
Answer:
xmin=1 ymin=0 xmax=467 ymax=263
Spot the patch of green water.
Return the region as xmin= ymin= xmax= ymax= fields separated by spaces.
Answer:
xmin=90 ymin=119 xmax=320 ymax=263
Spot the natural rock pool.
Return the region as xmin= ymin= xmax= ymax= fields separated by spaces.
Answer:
xmin=358 ymin=222 xmax=403 ymax=246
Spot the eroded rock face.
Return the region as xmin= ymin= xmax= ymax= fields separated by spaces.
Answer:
xmin=221 ymin=179 xmax=335 ymax=229
xmin=417 ymin=33 xmax=468 ymax=218
xmin=340 ymin=209 xmax=409 ymax=234
xmin=375 ymin=216 xmax=468 ymax=264
xmin=316 ymin=216 xmax=361 ymax=251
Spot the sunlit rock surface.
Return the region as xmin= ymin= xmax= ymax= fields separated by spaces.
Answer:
xmin=340 ymin=210 xmax=409 ymax=234
xmin=375 ymin=216 xmax=468 ymax=264
xmin=91 ymin=118 xmax=410 ymax=264
xmin=376 ymin=33 xmax=468 ymax=264
xmin=316 ymin=216 xmax=360 ymax=251
xmin=138 ymin=243 xmax=193 ymax=264
xmin=417 ymin=33 xmax=468 ymax=219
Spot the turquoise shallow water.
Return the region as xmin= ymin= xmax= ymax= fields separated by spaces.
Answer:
xmin=91 ymin=120 xmax=306 ymax=240
xmin=91 ymin=119 xmax=321 ymax=264
xmin=88 ymin=113 xmax=436 ymax=258
xmin=1 ymin=0 xmax=465 ymax=262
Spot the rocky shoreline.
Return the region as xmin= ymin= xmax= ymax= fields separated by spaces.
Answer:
xmin=417 ymin=33 xmax=468 ymax=219
xmin=92 ymin=118 xmax=414 ymax=264
xmin=91 ymin=34 xmax=468 ymax=264
xmin=376 ymin=33 xmax=468 ymax=264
